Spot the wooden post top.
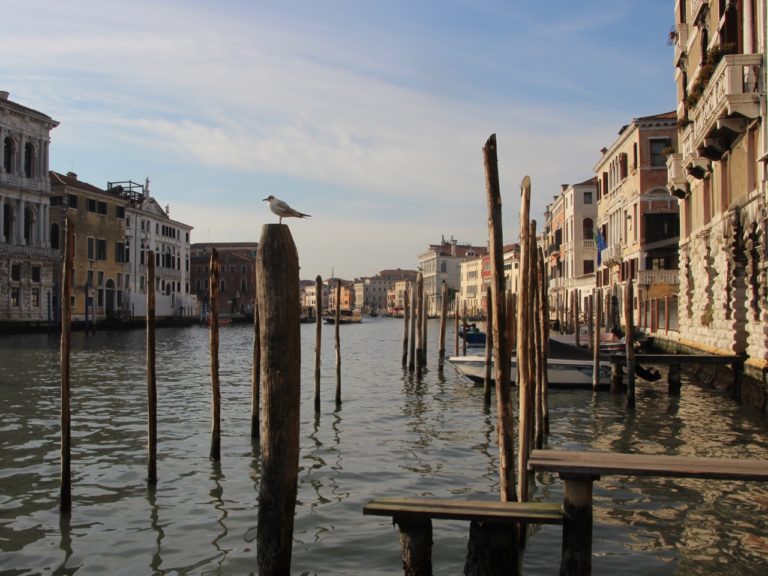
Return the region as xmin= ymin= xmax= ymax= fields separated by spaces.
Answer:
xmin=528 ymin=449 xmax=768 ymax=481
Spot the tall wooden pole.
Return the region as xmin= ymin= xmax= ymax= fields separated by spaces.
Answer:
xmin=421 ymin=289 xmax=428 ymax=368
xmin=60 ymin=218 xmax=74 ymax=513
xmin=256 ymin=224 xmax=301 ymax=576
xmin=625 ymin=281 xmax=636 ymax=408
xmin=314 ymin=275 xmax=322 ymax=412
xmin=483 ymin=286 xmax=493 ymax=403
xmin=593 ymin=288 xmax=602 ymax=391
xmin=335 ymin=281 xmax=341 ymax=405
xmin=533 ymin=240 xmax=544 ymax=450
xmin=252 ymin=286 xmax=261 ymax=438
xmin=147 ymin=250 xmax=157 ymax=483
xmin=209 ymin=249 xmax=221 ymax=461
xmin=415 ymin=272 xmax=424 ymax=377
xmin=402 ymin=282 xmax=410 ymax=366
xmin=574 ymin=291 xmax=581 ymax=347
xmin=517 ymin=176 xmax=532 ymax=504
xmin=538 ymin=247 xmax=550 ymax=435
xmin=438 ymin=282 xmax=448 ymax=363
xmin=483 ymin=134 xmax=516 ymax=504
xmin=454 ymin=297 xmax=460 ymax=356
xmin=409 ymin=286 xmax=417 ymax=370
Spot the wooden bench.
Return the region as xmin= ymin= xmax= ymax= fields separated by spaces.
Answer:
xmin=528 ymin=449 xmax=768 ymax=576
xmin=363 ymin=497 xmax=563 ymax=575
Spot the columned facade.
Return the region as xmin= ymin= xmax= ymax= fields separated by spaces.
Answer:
xmin=0 ymin=91 xmax=59 ymax=326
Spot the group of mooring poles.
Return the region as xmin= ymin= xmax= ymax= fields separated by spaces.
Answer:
xmin=480 ymin=135 xmax=555 ymax=570
xmin=400 ymin=273 xmax=453 ymax=376
xmin=59 ymin=221 xmax=307 ymax=574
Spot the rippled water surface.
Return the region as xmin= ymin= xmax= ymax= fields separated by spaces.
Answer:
xmin=1 ymin=319 xmax=767 ymax=575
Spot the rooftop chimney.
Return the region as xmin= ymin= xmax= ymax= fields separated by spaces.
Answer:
xmin=561 ymin=184 xmax=568 ymax=192
xmin=66 ymin=172 xmax=78 ymax=180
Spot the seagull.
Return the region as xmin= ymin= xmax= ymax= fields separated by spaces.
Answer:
xmin=262 ymin=195 xmax=311 ymax=224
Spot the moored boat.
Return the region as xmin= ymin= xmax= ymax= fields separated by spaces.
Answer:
xmin=323 ymin=309 xmax=363 ymax=324
xmin=459 ymin=324 xmax=486 ymax=347
xmin=447 ymin=354 xmax=611 ymax=388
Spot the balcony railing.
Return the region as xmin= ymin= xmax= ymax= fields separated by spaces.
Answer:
xmin=582 ymin=239 xmax=595 ymax=250
xmin=672 ymin=24 xmax=688 ymax=67
xmin=0 ymin=243 xmax=57 ymax=258
xmin=637 ymin=269 xmax=680 ymax=286
xmin=601 ymin=244 xmax=622 ymax=266
xmin=683 ymin=53 xmax=762 ymax=161
xmin=0 ymin=173 xmax=47 ymax=191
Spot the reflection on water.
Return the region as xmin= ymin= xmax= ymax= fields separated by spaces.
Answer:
xmin=1 ymin=320 xmax=767 ymax=575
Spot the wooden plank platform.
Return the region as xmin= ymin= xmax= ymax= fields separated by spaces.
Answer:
xmin=609 ymin=353 xmax=742 ymax=365
xmin=528 ymin=449 xmax=768 ymax=481
xmin=364 ymin=497 xmax=563 ymax=524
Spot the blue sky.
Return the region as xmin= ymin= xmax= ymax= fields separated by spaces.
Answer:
xmin=2 ymin=0 xmax=676 ymax=279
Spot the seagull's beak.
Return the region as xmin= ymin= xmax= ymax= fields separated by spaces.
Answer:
xmin=262 ymin=197 xmax=269 ymax=201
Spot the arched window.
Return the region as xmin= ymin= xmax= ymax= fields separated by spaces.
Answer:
xmin=3 ymin=137 xmax=15 ymax=173
xmin=24 ymin=142 xmax=35 ymax=178
xmin=24 ymin=206 xmax=34 ymax=245
xmin=50 ymin=223 xmax=60 ymax=249
xmin=4 ymin=203 xmax=15 ymax=243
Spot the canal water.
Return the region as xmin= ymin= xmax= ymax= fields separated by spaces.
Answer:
xmin=1 ymin=319 xmax=767 ymax=575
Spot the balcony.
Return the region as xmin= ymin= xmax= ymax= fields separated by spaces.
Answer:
xmin=666 ymin=153 xmax=689 ymax=198
xmin=0 ymin=173 xmax=46 ymax=191
xmin=582 ymin=239 xmax=595 ymax=250
xmin=601 ymin=244 xmax=622 ymax=266
xmin=683 ymin=53 xmax=762 ymax=162
xmin=637 ymin=269 xmax=680 ymax=286
xmin=691 ymin=0 xmax=708 ymax=23
xmin=672 ymin=24 xmax=688 ymax=68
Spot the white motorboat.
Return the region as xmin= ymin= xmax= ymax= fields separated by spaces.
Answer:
xmin=447 ymin=354 xmax=611 ymax=388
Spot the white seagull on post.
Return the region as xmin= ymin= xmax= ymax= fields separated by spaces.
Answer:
xmin=263 ymin=195 xmax=311 ymax=224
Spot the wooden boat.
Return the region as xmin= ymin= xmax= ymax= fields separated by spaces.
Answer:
xmin=447 ymin=354 xmax=611 ymax=388
xmin=323 ymin=309 xmax=363 ymax=324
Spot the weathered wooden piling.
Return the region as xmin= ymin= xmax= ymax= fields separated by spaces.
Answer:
xmin=484 ymin=286 xmax=493 ymax=403
xmin=421 ymin=290 xmax=428 ymax=368
xmin=409 ymin=286 xmax=417 ymax=370
xmin=255 ymin=224 xmax=301 ymax=576
xmin=252 ymin=287 xmax=261 ymax=438
xmin=538 ymin=248 xmax=550 ymax=435
xmin=209 ymin=249 xmax=221 ymax=461
xmin=314 ymin=275 xmax=322 ymax=412
xmin=335 ymin=281 xmax=342 ymax=405
xmin=60 ymin=218 xmax=74 ymax=513
xmin=415 ymin=272 xmax=424 ymax=377
xmin=462 ymin=303 xmax=468 ymax=356
xmin=439 ymin=282 xmax=448 ymax=363
xmin=625 ymin=281 xmax=636 ymax=408
xmin=483 ymin=135 xmax=516 ymax=504
xmin=593 ymin=288 xmax=602 ymax=391
xmin=402 ymin=283 xmax=410 ymax=367
xmin=517 ymin=183 xmax=533 ymax=504
xmin=396 ymin=517 xmax=432 ymax=576
xmin=574 ymin=291 xmax=581 ymax=348
xmin=560 ymin=475 xmax=595 ymax=576
xmin=533 ymin=241 xmax=544 ymax=450
xmin=587 ymin=295 xmax=594 ymax=353
xmin=454 ymin=297 xmax=460 ymax=356
xmin=147 ymin=250 xmax=157 ymax=484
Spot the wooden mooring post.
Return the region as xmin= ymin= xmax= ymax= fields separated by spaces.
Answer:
xmin=209 ymin=249 xmax=221 ymax=461
xmin=517 ymin=184 xmax=533 ymax=505
xmin=409 ymin=286 xmax=417 ymax=370
xmin=483 ymin=286 xmax=493 ymax=403
xmin=255 ymin=224 xmax=301 ymax=575
xmin=335 ymin=281 xmax=342 ymax=405
xmin=402 ymin=282 xmax=410 ymax=367
xmin=60 ymin=218 xmax=74 ymax=513
xmin=593 ymin=288 xmax=602 ymax=391
xmin=147 ymin=250 xmax=157 ymax=484
xmin=415 ymin=272 xmax=424 ymax=378
xmin=454 ymin=296 xmax=460 ymax=356
xmin=252 ymin=286 xmax=261 ymax=438
xmin=314 ymin=275 xmax=322 ymax=412
xmin=625 ymin=281 xmax=636 ymax=409
xmin=439 ymin=282 xmax=448 ymax=364
xmin=537 ymin=249 xmax=550 ymax=436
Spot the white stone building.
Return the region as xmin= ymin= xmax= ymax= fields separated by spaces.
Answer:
xmin=0 ymin=91 xmax=58 ymax=325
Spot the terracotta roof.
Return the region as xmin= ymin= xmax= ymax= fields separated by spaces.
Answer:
xmin=50 ymin=171 xmax=110 ymax=196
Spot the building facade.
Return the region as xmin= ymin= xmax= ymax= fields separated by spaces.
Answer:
xmin=0 ymin=92 xmax=59 ymax=326
xmin=418 ymin=236 xmax=486 ymax=316
xmin=50 ymin=172 xmax=129 ymax=322
xmin=666 ymin=0 xmax=767 ymax=366
xmin=595 ymin=112 xmax=680 ymax=331
xmin=191 ymin=242 xmax=257 ymax=319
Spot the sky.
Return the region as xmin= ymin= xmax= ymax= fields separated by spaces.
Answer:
xmin=1 ymin=0 xmax=677 ymax=280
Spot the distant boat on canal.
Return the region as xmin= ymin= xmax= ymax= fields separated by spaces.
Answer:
xmin=323 ymin=309 xmax=363 ymax=324
xmin=459 ymin=324 xmax=486 ymax=346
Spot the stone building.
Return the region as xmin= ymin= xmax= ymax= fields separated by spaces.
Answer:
xmin=354 ymin=269 xmax=418 ymax=314
xmin=418 ymin=236 xmax=486 ymax=316
xmin=50 ymin=172 xmax=129 ymax=323
xmin=666 ymin=0 xmax=766 ymax=368
xmin=191 ymin=242 xmax=257 ymax=319
xmin=0 ymin=91 xmax=58 ymax=327
xmin=595 ymin=111 xmax=680 ymax=331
